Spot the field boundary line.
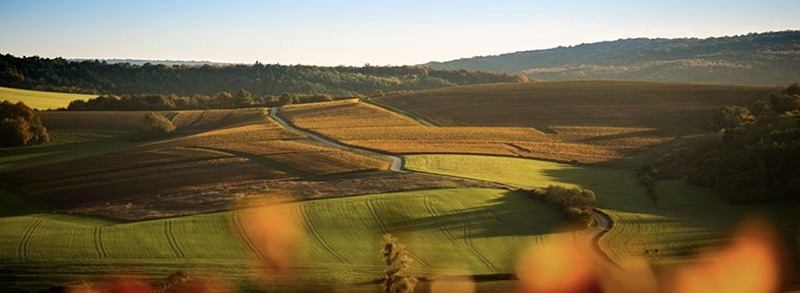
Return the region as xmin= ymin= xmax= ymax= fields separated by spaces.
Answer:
xmin=362 ymin=97 xmax=439 ymax=127
xmin=189 ymin=145 xmax=317 ymax=179
xmin=300 ymin=204 xmax=348 ymax=263
xmin=17 ymin=218 xmax=43 ymax=260
xmin=231 ymin=212 xmax=265 ymax=260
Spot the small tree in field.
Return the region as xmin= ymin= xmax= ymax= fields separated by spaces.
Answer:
xmin=134 ymin=112 xmax=176 ymax=141
xmin=380 ymin=234 xmax=417 ymax=293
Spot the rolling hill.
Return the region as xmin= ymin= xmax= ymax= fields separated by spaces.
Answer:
xmin=425 ymin=31 xmax=800 ymax=85
xmin=375 ymin=81 xmax=778 ymax=129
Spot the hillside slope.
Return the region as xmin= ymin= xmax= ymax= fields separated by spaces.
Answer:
xmin=376 ymin=81 xmax=778 ymax=130
xmin=426 ymin=31 xmax=800 ymax=85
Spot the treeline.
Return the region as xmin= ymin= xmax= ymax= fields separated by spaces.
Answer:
xmin=66 ymin=90 xmax=340 ymax=111
xmin=0 ymin=54 xmax=526 ymax=97
xmin=687 ymin=83 xmax=800 ymax=203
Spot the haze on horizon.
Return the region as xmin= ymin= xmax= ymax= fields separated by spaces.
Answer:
xmin=0 ymin=0 xmax=797 ymax=66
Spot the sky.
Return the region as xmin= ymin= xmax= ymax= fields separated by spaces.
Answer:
xmin=0 ymin=0 xmax=798 ymax=66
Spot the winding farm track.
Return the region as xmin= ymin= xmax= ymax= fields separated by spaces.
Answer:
xmin=268 ymin=106 xmax=615 ymax=267
xmin=268 ymin=107 xmax=403 ymax=171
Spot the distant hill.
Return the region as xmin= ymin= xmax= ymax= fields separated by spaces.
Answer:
xmin=425 ymin=31 xmax=800 ymax=85
xmin=0 ymin=54 xmax=525 ymax=96
xmin=69 ymin=58 xmax=231 ymax=66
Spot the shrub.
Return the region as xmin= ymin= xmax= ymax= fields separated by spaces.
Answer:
xmin=0 ymin=100 xmax=49 ymax=147
xmin=134 ymin=112 xmax=176 ymax=141
xmin=529 ymin=185 xmax=597 ymax=229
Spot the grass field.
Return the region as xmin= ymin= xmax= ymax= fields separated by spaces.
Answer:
xmin=404 ymin=149 xmax=799 ymax=266
xmin=376 ymin=81 xmax=778 ymax=129
xmin=281 ymin=99 xmax=673 ymax=164
xmin=0 ymin=86 xmax=96 ymax=110
xmin=0 ymin=187 xmax=561 ymax=291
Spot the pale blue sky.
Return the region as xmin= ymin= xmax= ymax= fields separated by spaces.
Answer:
xmin=0 ymin=0 xmax=797 ymax=66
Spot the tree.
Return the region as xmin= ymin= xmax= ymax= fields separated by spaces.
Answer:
xmin=0 ymin=100 xmax=49 ymax=147
xmin=379 ymin=234 xmax=417 ymax=293
xmin=134 ymin=112 xmax=176 ymax=141
xmin=235 ymin=89 xmax=254 ymax=108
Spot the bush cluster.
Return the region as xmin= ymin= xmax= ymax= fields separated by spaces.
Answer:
xmin=0 ymin=100 xmax=48 ymax=147
xmin=134 ymin=112 xmax=176 ymax=141
xmin=529 ymin=185 xmax=597 ymax=229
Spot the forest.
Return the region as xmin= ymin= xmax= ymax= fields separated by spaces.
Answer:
xmin=0 ymin=54 xmax=526 ymax=97
xmin=689 ymin=83 xmax=800 ymax=202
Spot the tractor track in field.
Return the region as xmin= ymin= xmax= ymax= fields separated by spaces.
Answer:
xmin=463 ymin=215 xmax=498 ymax=271
xmin=365 ymin=197 xmax=431 ymax=267
xmin=270 ymin=105 xmax=615 ymax=268
xmin=424 ymin=196 xmax=496 ymax=270
xmin=93 ymin=227 xmax=108 ymax=258
xmin=164 ymin=220 xmax=185 ymax=259
xmin=17 ymin=219 xmax=42 ymax=260
xmin=232 ymin=212 xmax=265 ymax=260
xmin=422 ymin=197 xmax=458 ymax=243
xmin=431 ymin=197 xmax=497 ymax=270
xmin=301 ymin=204 xmax=348 ymax=263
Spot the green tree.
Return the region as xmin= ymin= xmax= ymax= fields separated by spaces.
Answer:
xmin=235 ymin=89 xmax=254 ymax=108
xmin=380 ymin=234 xmax=417 ymax=293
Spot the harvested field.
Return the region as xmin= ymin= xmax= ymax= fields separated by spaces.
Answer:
xmin=281 ymin=99 xmax=420 ymax=129
xmin=280 ymin=100 xmax=673 ymax=164
xmin=170 ymin=108 xmax=268 ymax=132
xmin=215 ymin=140 xmax=389 ymax=176
xmin=375 ymin=81 xmax=779 ymax=129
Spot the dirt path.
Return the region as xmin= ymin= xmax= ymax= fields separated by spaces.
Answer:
xmin=268 ymin=108 xmax=403 ymax=171
xmin=268 ymin=106 xmax=615 ymax=266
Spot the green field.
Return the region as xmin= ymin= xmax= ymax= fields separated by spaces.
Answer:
xmin=0 ymin=187 xmax=561 ymax=291
xmin=404 ymin=147 xmax=798 ymax=265
xmin=0 ymin=86 xmax=96 ymax=110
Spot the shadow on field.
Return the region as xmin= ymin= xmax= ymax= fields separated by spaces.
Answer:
xmin=0 ymin=184 xmax=47 ymax=217
xmin=386 ymin=191 xmax=563 ymax=238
